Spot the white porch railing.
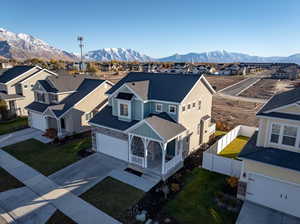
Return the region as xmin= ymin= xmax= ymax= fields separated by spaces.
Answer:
xmin=164 ymin=154 xmax=182 ymax=174
xmin=130 ymin=154 xmax=145 ymax=168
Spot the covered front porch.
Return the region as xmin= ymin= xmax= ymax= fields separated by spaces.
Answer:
xmin=127 ymin=115 xmax=186 ymax=178
xmin=45 ymin=116 xmax=69 ymax=137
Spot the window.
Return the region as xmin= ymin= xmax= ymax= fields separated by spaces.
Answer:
xmin=192 ymin=102 xmax=196 ymax=108
xmin=120 ymin=103 xmax=129 ymax=117
xmin=187 ymin=104 xmax=191 ymax=110
xmin=182 ymin=106 xmax=186 ymax=112
xmin=36 ymin=92 xmax=45 ymax=102
xmin=270 ymin=124 xmax=280 ymax=144
xmin=282 ymin=126 xmax=297 ymax=146
xmin=24 ymin=85 xmax=28 ymax=88
xmin=49 ymin=94 xmax=58 ymax=102
xmin=169 ymin=105 xmax=176 ymax=114
xmin=85 ymin=112 xmax=93 ymax=121
xmin=198 ymin=100 xmax=201 ymax=110
xmin=156 ymin=103 xmax=163 ymax=112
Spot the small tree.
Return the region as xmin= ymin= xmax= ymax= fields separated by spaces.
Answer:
xmin=86 ymin=62 xmax=99 ymax=74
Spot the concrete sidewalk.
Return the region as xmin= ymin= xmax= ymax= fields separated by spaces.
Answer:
xmin=0 ymin=128 xmax=51 ymax=148
xmin=0 ymin=150 xmax=121 ymax=224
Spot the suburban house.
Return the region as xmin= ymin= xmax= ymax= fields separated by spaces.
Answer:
xmin=237 ymin=87 xmax=300 ymax=218
xmin=26 ymin=75 xmax=112 ymax=137
xmin=89 ymin=72 xmax=216 ymax=180
xmin=0 ymin=66 xmax=56 ymax=116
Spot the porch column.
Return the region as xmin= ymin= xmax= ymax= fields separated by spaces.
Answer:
xmin=179 ymin=136 xmax=183 ymax=160
xmin=142 ymin=138 xmax=149 ymax=168
xmin=57 ymin=118 xmax=62 ymax=137
xmin=128 ymin=134 xmax=134 ymax=163
xmin=160 ymin=142 xmax=167 ymax=174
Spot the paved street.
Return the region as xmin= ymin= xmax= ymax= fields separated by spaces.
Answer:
xmin=219 ymin=77 xmax=261 ymax=96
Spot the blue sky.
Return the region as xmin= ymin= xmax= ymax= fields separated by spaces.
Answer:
xmin=1 ymin=0 xmax=300 ymax=58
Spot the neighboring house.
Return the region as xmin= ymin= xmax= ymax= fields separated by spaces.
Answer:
xmin=238 ymin=87 xmax=300 ymax=218
xmin=26 ymin=75 xmax=112 ymax=137
xmin=0 ymin=66 xmax=57 ymax=116
xmin=89 ymin=72 xmax=216 ymax=180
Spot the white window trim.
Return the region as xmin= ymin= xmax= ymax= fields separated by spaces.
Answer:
xmin=268 ymin=122 xmax=300 ymax=150
xmin=117 ymin=99 xmax=131 ymax=119
xmin=155 ymin=103 xmax=163 ymax=112
xmin=168 ymin=105 xmax=177 ymax=114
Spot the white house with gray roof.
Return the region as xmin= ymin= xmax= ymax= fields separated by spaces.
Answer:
xmin=0 ymin=65 xmax=57 ymax=116
xmin=89 ymin=72 xmax=216 ymax=180
xmin=26 ymin=75 xmax=112 ymax=137
xmin=237 ymin=87 xmax=300 ymax=218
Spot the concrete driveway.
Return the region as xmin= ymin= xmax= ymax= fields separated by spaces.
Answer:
xmin=0 ymin=153 xmax=126 ymax=224
xmin=0 ymin=128 xmax=51 ymax=147
xmin=236 ymin=201 xmax=300 ymax=224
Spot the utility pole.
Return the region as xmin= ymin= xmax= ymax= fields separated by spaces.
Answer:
xmin=77 ymin=36 xmax=84 ymax=71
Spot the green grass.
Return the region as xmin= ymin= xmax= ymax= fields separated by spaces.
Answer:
xmin=80 ymin=177 xmax=144 ymax=222
xmin=0 ymin=117 xmax=28 ymax=135
xmin=3 ymin=138 xmax=91 ymax=176
xmin=165 ymin=168 xmax=236 ymax=224
xmin=0 ymin=167 xmax=24 ymax=192
xmin=219 ymin=136 xmax=249 ymax=158
xmin=46 ymin=210 xmax=75 ymax=224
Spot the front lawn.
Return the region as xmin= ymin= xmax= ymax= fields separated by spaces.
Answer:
xmin=3 ymin=138 xmax=91 ymax=176
xmin=219 ymin=136 xmax=249 ymax=158
xmin=0 ymin=167 xmax=24 ymax=192
xmin=80 ymin=177 xmax=144 ymax=222
xmin=0 ymin=117 xmax=28 ymax=135
xmin=165 ymin=168 xmax=237 ymax=224
xmin=46 ymin=210 xmax=75 ymax=224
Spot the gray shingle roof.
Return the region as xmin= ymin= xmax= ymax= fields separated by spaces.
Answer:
xmin=38 ymin=80 xmax=57 ymax=92
xmin=257 ymin=87 xmax=300 ymax=115
xmin=239 ymin=132 xmax=300 ymax=172
xmin=46 ymin=75 xmax=88 ymax=93
xmin=26 ymin=102 xmax=51 ymax=113
xmin=106 ymin=72 xmax=202 ymax=103
xmin=89 ymin=106 xmax=139 ymax=131
xmin=0 ymin=66 xmax=35 ymax=83
xmin=144 ymin=115 xmax=186 ymax=141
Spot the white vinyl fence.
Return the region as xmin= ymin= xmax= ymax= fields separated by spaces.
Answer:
xmin=202 ymin=125 xmax=257 ymax=177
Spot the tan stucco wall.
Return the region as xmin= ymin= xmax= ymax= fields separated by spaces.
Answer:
xmin=65 ymin=82 xmax=109 ymax=132
xmin=178 ymin=78 xmax=213 ymax=154
xmin=244 ymin=159 xmax=300 ymax=186
xmin=16 ymin=70 xmax=54 ymax=115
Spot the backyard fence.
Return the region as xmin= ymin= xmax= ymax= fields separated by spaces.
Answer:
xmin=202 ymin=125 xmax=257 ymax=178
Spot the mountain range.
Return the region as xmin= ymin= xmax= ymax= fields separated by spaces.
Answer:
xmin=0 ymin=28 xmax=300 ymax=64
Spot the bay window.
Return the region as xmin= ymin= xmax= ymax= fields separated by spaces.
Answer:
xmin=269 ymin=123 xmax=299 ymax=148
xmin=282 ymin=126 xmax=297 ymax=146
xmin=270 ymin=124 xmax=280 ymax=144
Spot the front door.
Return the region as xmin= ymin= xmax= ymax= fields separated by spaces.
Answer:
xmin=61 ymin=118 xmax=66 ymax=129
xmin=9 ymin=100 xmax=16 ymax=112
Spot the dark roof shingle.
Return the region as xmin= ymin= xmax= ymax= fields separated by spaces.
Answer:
xmin=106 ymin=72 xmax=202 ymax=103
xmin=0 ymin=66 xmax=35 ymax=83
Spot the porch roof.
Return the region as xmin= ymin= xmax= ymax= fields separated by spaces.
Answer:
xmin=0 ymin=92 xmax=24 ymax=101
xmin=128 ymin=115 xmax=186 ymax=142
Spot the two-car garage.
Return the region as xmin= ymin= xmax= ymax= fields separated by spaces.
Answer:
xmin=96 ymin=133 xmax=129 ymax=162
xmin=245 ymin=173 xmax=300 ymax=218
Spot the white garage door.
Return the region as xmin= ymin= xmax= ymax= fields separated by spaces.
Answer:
xmin=30 ymin=112 xmax=47 ymax=131
xmin=96 ymin=133 xmax=128 ymax=162
xmin=246 ymin=173 xmax=300 ymax=217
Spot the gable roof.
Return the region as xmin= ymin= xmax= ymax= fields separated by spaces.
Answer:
xmin=46 ymin=75 xmax=88 ymax=93
xmin=257 ymin=87 xmax=300 ymax=115
xmin=0 ymin=66 xmax=36 ymax=84
xmin=106 ymin=72 xmax=203 ymax=103
xmin=26 ymin=78 xmax=106 ymax=117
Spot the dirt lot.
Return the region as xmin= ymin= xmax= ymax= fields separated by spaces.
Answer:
xmin=205 ymin=75 xmax=245 ymax=91
xmin=212 ymin=95 xmax=262 ymax=128
xmin=239 ymin=78 xmax=298 ymax=99
xmin=96 ymin=71 xmax=128 ymax=83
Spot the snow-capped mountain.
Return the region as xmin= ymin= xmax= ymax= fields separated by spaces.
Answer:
xmin=85 ymin=48 xmax=153 ymax=62
xmin=0 ymin=28 xmax=77 ymax=61
xmin=158 ymin=50 xmax=300 ymax=64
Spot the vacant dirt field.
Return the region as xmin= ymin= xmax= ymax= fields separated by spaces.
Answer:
xmin=239 ymin=78 xmax=298 ymax=99
xmin=205 ymin=75 xmax=245 ymax=91
xmin=212 ymin=95 xmax=262 ymax=128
